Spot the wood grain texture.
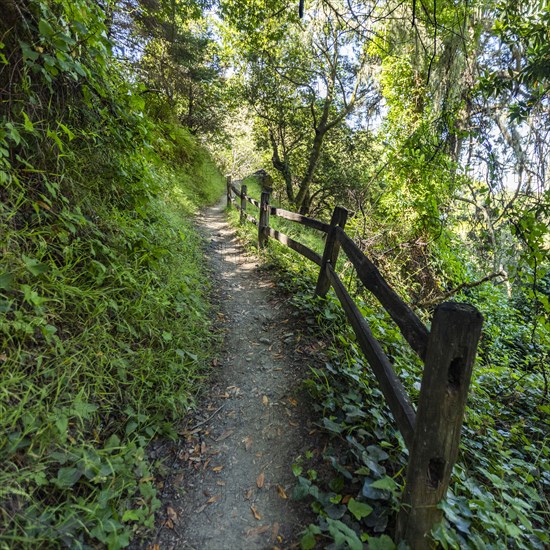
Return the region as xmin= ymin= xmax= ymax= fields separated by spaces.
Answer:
xmin=315 ymin=207 xmax=348 ymax=297
xmin=327 ymin=264 xmax=416 ymax=448
xmin=336 ymin=227 xmax=429 ymax=360
xmin=258 ymin=191 xmax=271 ymax=248
xmin=264 ymin=227 xmax=322 ymax=266
xmin=270 ymin=207 xmax=331 ymax=233
xmin=239 ymin=185 xmax=247 ymax=225
xmin=396 ymin=302 xmax=483 ymax=548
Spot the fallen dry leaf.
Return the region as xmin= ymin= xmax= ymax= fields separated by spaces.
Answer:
xmin=216 ymin=480 xmax=226 ymax=486
xmin=166 ymin=506 xmax=178 ymax=521
xmin=341 ymin=494 xmax=352 ymax=505
xmin=201 ymin=441 xmax=207 ymax=454
xmin=272 ymin=522 xmax=280 ymax=539
xmin=245 ymin=488 xmax=254 ymax=500
xmin=243 ymin=436 xmax=253 ymax=451
xmin=287 ymin=397 xmax=298 ymax=406
xmin=276 ymin=485 xmax=288 ymax=499
xmin=163 ymin=518 xmax=174 ymax=529
xmin=212 ymin=465 xmax=223 ymax=472
xmin=250 ymin=505 xmax=261 ymax=520
xmin=256 ymin=472 xmax=265 ymax=488
xmin=146 ymin=545 xmax=160 ymax=550
xmin=195 ymin=504 xmax=207 ymax=514
xmin=207 ymin=495 xmax=220 ymax=504
xmin=262 ymin=395 xmax=269 ymax=406
xmin=0 ymin=354 xmax=7 ymax=362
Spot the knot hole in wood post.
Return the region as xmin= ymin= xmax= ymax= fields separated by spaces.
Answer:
xmin=428 ymin=457 xmax=445 ymax=489
xmin=448 ymin=354 xmax=465 ymax=392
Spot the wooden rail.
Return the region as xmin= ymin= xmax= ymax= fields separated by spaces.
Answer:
xmin=225 ymin=176 xmax=483 ymax=548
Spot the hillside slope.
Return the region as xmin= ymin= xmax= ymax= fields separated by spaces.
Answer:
xmin=0 ymin=1 xmax=224 ymax=546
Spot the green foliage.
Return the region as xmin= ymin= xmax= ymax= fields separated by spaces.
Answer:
xmin=479 ymin=1 xmax=550 ymax=121
xmin=230 ymin=207 xmax=549 ymax=548
xmin=0 ymin=0 xmax=224 ymax=547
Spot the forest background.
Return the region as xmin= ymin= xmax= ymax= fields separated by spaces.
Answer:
xmin=0 ymin=0 xmax=548 ymax=548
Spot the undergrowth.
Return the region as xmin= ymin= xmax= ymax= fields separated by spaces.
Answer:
xmin=228 ymin=182 xmax=550 ymax=549
xmin=1 ymin=1 xmax=224 ymax=547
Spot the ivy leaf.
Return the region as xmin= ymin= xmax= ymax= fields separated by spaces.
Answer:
xmin=122 ymin=509 xmax=142 ymax=522
xmin=300 ymin=525 xmax=322 ymax=549
xmin=38 ymin=19 xmax=55 ymax=39
xmin=53 ymin=467 xmax=82 ymax=488
xmin=367 ymin=445 xmax=389 ymax=462
xmin=292 ymin=477 xmax=311 ymax=500
xmin=0 ymin=273 xmax=14 ymax=290
xmin=369 ymin=476 xmax=398 ymax=492
xmin=20 ymin=41 xmax=39 ymax=62
xmin=323 ymin=417 xmax=343 ymax=434
xmin=22 ymin=255 xmax=49 ymax=276
xmin=368 ymin=534 xmax=396 ymax=550
xmin=326 ymin=518 xmax=363 ymax=550
xmin=362 ymin=477 xmax=391 ymax=500
xmin=348 ymin=498 xmax=373 ymax=521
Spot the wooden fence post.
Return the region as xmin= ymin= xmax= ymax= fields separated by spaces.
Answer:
xmin=396 ymin=302 xmax=483 ymax=549
xmin=258 ymin=191 xmax=271 ymax=248
xmin=240 ymin=184 xmax=247 ymax=225
xmin=315 ymin=206 xmax=348 ymax=297
xmin=226 ymin=175 xmax=232 ymax=208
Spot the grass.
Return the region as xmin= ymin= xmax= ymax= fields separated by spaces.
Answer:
xmin=0 ymin=127 xmax=225 ymax=548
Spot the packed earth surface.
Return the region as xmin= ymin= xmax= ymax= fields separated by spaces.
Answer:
xmin=138 ymin=199 xmax=326 ymax=549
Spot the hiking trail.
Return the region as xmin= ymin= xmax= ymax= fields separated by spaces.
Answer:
xmin=140 ymin=198 xmax=324 ymax=549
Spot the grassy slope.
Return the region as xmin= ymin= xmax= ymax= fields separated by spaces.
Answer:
xmin=0 ymin=121 xmax=224 ymax=548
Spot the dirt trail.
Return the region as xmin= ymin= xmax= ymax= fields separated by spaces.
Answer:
xmin=145 ymin=198 xmax=321 ymax=549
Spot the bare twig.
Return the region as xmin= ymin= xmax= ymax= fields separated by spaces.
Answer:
xmin=415 ymin=271 xmax=507 ymax=308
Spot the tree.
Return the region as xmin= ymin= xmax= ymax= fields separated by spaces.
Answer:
xmin=110 ymin=0 xmax=226 ymax=134
xmin=222 ymin=0 xmax=379 ymax=213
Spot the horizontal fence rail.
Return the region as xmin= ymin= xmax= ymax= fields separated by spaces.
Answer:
xmin=225 ymin=176 xmax=483 ymax=549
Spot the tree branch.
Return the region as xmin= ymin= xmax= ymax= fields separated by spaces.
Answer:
xmin=415 ymin=271 xmax=508 ymax=308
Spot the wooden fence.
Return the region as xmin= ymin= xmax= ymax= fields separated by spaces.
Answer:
xmin=226 ymin=176 xmax=483 ymax=548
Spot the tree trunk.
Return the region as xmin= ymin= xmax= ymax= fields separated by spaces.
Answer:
xmin=269 ymin=130 xmax=295 ymax=203
xmin=295 ymin=126 xmax=326 ymax=211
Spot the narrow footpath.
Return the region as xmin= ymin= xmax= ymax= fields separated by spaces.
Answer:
xmin=146 ymin=198 xmax=322 ymax=549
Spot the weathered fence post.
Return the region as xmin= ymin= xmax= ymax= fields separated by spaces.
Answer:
xmin=240 ymin=184 xmax=247 ymax=225
xmin=396 ymin=302 xmax=483 ymax=549
xmin=226 ymin=175 xmax=232 ymax=208
xmin=258 ymin=191 xmax=271 ymax=248
xmin=315 ymin=206 xmax=348 ymax=297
